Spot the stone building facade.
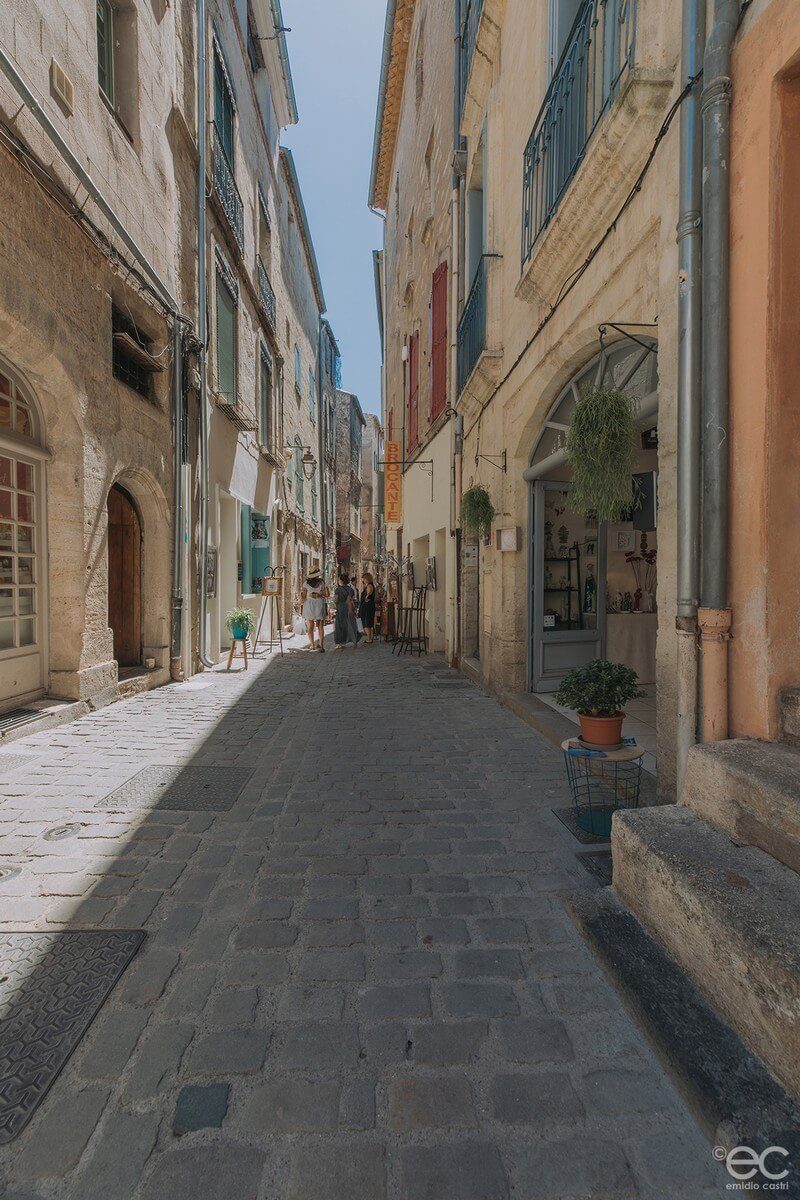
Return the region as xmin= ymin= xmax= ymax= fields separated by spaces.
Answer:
xmin=319 ymin=318 xmax=341 ymax=587
xmin=0 ymin=0 xmax=191 ymax=712
xmin=370 ymin=0 xmax=458 ymax=658
xmin=334 ymin=390 xmax=365 ymax=583
xmin=360 ymin=413 xmax=384 ymax=579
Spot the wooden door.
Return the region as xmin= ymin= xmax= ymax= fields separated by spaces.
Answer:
xmin=107 ymin=485 xmax=141 ymax=667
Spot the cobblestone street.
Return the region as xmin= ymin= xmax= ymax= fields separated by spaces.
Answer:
xmin=0 ymin=643 xmax=726 ymax=1199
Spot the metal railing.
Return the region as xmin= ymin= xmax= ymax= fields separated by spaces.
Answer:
xmin=459 ymin=0 xmax=483 ymax=116
xmin=457 ymin=255 xmax=487 ymax=394
xmin=257 ymin=256 xmax=277 ymax=333
xmin=213 ymin=125 xmax=244 ymax=254
xmin=521 ymin=0 xmax=637 ymax=268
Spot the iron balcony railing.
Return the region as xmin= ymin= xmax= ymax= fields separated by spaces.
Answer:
xmin=212 ymin=125 xmax=244 ymax=254
xmin=257 ymin=256 xmax=277 ymax=334
xmin=459 ymin=0 xmax=483 ymax=116
xmin=521 ymin=0 xmax=637 ymax=269
xmin=457 ymin=255 xmax=487 ymax=394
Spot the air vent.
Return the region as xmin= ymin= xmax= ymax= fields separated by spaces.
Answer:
xmin=50 ymin=59 xmax=74 ymax=116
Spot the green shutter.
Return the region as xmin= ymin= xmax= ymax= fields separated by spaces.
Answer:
xmin=309 ymin=368 xmax=316 ymax=420
xmin=240 ymin=503 xmax=252 ymax=593
xmin=216 ymin=272 xmax=236 ymax=403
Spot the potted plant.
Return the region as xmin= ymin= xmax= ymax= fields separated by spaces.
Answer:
xmin=555 ymin=658 xmax=644 ymax=748
xmin=461 ymin=485 xmax=495 ymax=536
xmin=225 ymin=606 xmax=256 ymax=641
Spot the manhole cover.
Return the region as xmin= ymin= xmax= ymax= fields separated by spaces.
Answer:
xmin=43 ymin=823 xmax=83 ymax=842
xmin=97 ymin=765 xmax=253 ymax=812
xmin=552 ymin=807 xmax=610 ymax=846
xmin=0 ymin=866 xmax=21 ymax=883
xmin=576 ymin=850 xmax=613 ymax=885
xmin=0 ymin=930 xmax=145 ymax=1143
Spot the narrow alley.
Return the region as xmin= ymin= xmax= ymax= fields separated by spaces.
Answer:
xmin=0 ymin=645 xmax=725 ymax=1199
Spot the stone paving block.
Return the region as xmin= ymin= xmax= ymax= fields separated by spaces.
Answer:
xmin=419 ymin=917 xmax=470 ymax=944
xmin=360 ymin=1022 xmax=409 ymax=1063
xmin=512 ymin=1132 xmax=637 ymax=1198
xmin=121 ymin=948 xmax=180 ymax=1005
xmin=277 ymin=983 xmax=345 ymax=1020
xmin=287 ymin=1142 xmax=386 ymax=1200
xmin=235 ymin=922 xmax=298 ymax=951
xmin=361 ymin=876 xmax=410 ymax=896
xmin=496 ymin=1017 xmax=574 ymax=1064
xmin=371 ymin=895 xmax=430 ymax=918
xmin=491 ymin=1071 xmax=584 ymax=1125
xmin=370 ymin=855 xmax=428 ymax=875
xmin=112 ymin=890 xmax=163 ymax=927
xmin=122 ymin=1021 xmax=194 ymax=1101
xmin=79 ymin=1005 xmax=151 ymax=1080
xmin=372 ymin=950 xmax=442 ymax=979
xmin=140 ymin=861 xmax=186 ymax=890
xmin=13 ymin=1086 xmax=110 ymax=1179
xmin=364 ymin=920 xmax=416 ymax=947
xmin=446 ymin=983 xmax=520 ymax=1018
xmin=172 ymin=1083 xmax=230 ymax=1135
xmin=301 ymin=897 xmax=359 ymax=919
xmin=308 ymin=854 xmax=366 ymax=876
xmin=411 ymin=1021 xmax=487 ymax=1066
xmin=388 ymin=1074 xmax=477 ymax=1131
xmin=163 ymin=965 xmax=216 ymax=1017
xmin=274 ymin=1022 xmax=361 ymax=1069
xmin=254 ymin=875 xmax=304 ymax=898
xmin=154 ymin=903 xmax=203 ymax=944
xmin=340 ymin=1078 xmax=376 ymax=1129
xmin=359 ymin=983 xmax=432 ymax=1020
xmin=435 ymin=895 xmax=492 ymax=916
xmin=632 ymin=1129 xmax=728 ymax=1192
xmin=175 ymin=870 xmax=219 ymax=901
xmin=71 ymin=1109 xmax=160 ymax=1200
xmin=455 ymin=948 xmax=525 ymax=979
xmin=299 ymin=948 xmax=365 ymax=980
xmin=206 ymin=987 xmax=259 ymax=1026
xmin=306 ymin=876 xmax=357 ymax=897
xmin=242 ymin=897 xmax=294 ymax=920
xmin=140 ymin=1142 xmax=265 ymax=1200
xmin=474 ymin=917 xmax=529 ymax=943
xmin=304 ymin=920 xmax=365 ymax=947
xmin=240 ymin=1077 xmax=340 ymax=1133
xmin=186 ymin=1028 xmax=268 ymax=1075
xmin=580 ymin=1067 xmax=674 ymax=1115
xmin=401 ymin=1141 xmax=508 ymax=1200
xmin=225 ymin=951 xmax=290 ymax=986
xmin=421 ymin=874 xmax=469 ymax=893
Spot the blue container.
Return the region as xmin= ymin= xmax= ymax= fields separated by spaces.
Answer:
xmin=231 ymin=621 xmax=249 ymax=640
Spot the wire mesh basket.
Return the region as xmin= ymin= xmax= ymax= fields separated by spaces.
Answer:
xmin=563 ymin=743 xmax=643 ymax=837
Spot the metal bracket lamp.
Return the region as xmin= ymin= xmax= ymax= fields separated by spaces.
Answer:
xmin=283 ymin=443 xmax=317 ymax=481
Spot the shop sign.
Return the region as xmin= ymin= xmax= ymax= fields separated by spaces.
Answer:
xmin=385 ymin=441 xmax=402 ymax=525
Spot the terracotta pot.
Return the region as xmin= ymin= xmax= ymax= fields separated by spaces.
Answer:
xmin=578 ymin=712 xmax=624 ymax=748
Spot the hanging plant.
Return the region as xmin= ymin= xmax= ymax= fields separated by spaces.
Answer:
xmin=461 ymin=485 xmax=495 ymax=535
xmin=565 ymin=387 xmax=638 ymax=522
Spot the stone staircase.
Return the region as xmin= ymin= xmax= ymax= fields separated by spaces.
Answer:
xmin=572 ymin=688 xmax=800 ymax=1161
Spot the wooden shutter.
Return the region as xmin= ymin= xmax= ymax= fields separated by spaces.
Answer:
xmin=430 ymin=262 xmax=448 ymax=420
xmin=408 ymin=331 xmax=420 ymax=451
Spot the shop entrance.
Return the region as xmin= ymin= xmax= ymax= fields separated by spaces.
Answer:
xmin=107 ymin=484 xmax=142 ymax=667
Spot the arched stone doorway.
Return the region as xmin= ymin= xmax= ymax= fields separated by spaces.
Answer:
xmin=107 ymin=483 xmax=142 ymax=667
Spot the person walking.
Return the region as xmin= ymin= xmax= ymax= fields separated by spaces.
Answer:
xmin=359 ymin=572 xmax=376 ymax=645
xmin=301 ymin=563 xmax=329 ymax=652
xmin=333 ymin=570 xmax=360 ymax=649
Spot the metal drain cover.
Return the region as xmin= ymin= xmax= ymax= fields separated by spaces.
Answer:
xmin=0 ymin=929 xmax=144 ymax=1143
xmin=43 ymin=822 xmax=83 ymax=842
xmin=97 ymin=765 xmax=253 ymax=812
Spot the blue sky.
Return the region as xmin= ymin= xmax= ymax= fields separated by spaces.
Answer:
xmin=281 ymin=0 xmax=386 ymax=415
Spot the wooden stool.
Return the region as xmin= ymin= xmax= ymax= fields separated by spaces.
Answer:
xmin=226 ymin=637 xmax=249 ymax=670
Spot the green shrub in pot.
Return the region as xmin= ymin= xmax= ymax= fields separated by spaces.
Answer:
xmin=555 ymin=658 xmax=645 ymax=747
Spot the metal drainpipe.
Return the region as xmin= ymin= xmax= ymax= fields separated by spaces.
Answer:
xmin=316 ymin=319 xmax=326 ymax=578
xmin=699 ymin=0 xmax=738 ymax=741
xmin=196 ymin=0 xmax=215 ymax=668
xmin=451 ymin=0 xmax=463 ymax=667
xmin=675 ymin=0 xmax=705 ymax=791
xmin=170 ymin=321 xmax=185 ymax=679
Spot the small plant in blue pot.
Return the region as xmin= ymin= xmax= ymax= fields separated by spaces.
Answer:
xmin=225 ymin=606 xmax=256 ymax=641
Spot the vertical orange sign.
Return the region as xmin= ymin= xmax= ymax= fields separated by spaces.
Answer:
xmin=385 ymin=440 xmax=402 ymax=525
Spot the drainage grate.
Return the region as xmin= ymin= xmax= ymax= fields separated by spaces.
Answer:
xmin=0 ymin=929 xmax=145 ymax=1143
xmin=576 ymin=850 xmax=614 ymax=885
xmin=97 ymin=765 xmax=254 ymax=812
xmin=552 ymin=807 xmax=611 ymax=846
xmin=0 ymin=708 xmax=39 ymax=733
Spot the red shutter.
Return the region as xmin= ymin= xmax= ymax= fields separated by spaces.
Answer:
xmin=408 ymin=330 xmax=419 ymax=451
xmin=431 ymin=262 xmax=448 ymax=420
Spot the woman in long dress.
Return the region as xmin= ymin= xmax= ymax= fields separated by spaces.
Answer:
xmin=300 ymin=563 xmax=328 ymax=652
xmin=333 ymin=570 xmax=360 ymax=649
xmin=359 ymin=573 xmax=376 ymax=645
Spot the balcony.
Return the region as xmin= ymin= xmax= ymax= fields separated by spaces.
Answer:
xmin=518 ymin=0 xmax=671 ymax=306
xmin=213 ymin=126 xmax=244 ymax=254
xmin=257 ymin=257 xmax=277 ymax=335
xmin=457 ymin=256 xmax=487 ymax=394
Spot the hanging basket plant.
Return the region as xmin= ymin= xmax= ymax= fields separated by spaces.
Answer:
xmin=565 ymin=387 xmax=638 ymax=522
xmin=461 ymin=485 xmax=495 ymax=535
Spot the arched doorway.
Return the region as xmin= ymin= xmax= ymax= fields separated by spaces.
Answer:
xmin=107 ymin=484 xmax=142 ymax=667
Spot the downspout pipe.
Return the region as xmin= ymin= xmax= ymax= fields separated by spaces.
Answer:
xmin=699 ymin=0 xmax=738 ymax=741
xmin=675 ymin=0 xmax=705 ymax=790
xmin=170 ymin=322 xmax=185 ymax=678
xmin=196 ymin=0 xmax=215 ymax=668
xmin=451 ymin=0 xmax=463 ymax=667
xmin=316 ymin=319 xmax=326 ymax=579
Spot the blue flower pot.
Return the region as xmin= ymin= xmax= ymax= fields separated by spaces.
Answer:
xmin=231 ymin=622 xmax=249 ymax=640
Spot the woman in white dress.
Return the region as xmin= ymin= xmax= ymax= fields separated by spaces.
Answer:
xmin=300 ymin=563 xmax=329 ymax=652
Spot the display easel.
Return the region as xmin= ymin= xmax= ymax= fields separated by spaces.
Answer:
xmin=252 ymin=571 xmax=284 ymax=657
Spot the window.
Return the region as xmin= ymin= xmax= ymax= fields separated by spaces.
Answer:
xmin=294 ymin=440 xmax=304 ymax=512
xmin=242 ymin=505 xmax=270 ymax=593
xmin=548 ymin=0 xmax=583 ymax=76
xmin=259 ymin=345 xmax=272 ymax=446
xmin=309 ymin=367 xmax=316 ymax=421
xmin=294 ymin=344 xmax=302 ymax=395
xmin=350 ymin=403 xmax=362 ymax=465
xmin=112 ymin=306 xmax=155 ymax=400
xmin=0 ymin=369 xmax=38 ymax=654
xmin=311 ymin=468 xmax=318 ymax=523
xmin=215 ymin=268 xmax=237 ymax=403
xmin=96 ymin=0 xmax=114 ymax=104
xmin=214 ymin=44 xmax=235 ymax=165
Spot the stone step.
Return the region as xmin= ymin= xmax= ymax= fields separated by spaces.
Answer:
xmin=612 ymin=804 xmax=800 ymax=1105
xmin=570 ymin=888 xmax=800 ymax=1162
xmin=781 ymin=687 xmax=800 ymax=748
xmin=682 ymin=738 xmax=800 ymax=873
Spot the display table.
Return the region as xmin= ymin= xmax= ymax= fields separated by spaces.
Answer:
xmin=605 ymin=612 xmax=657 ymax=684
xmin=561 ymin=737 xmax=644 ymax=836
